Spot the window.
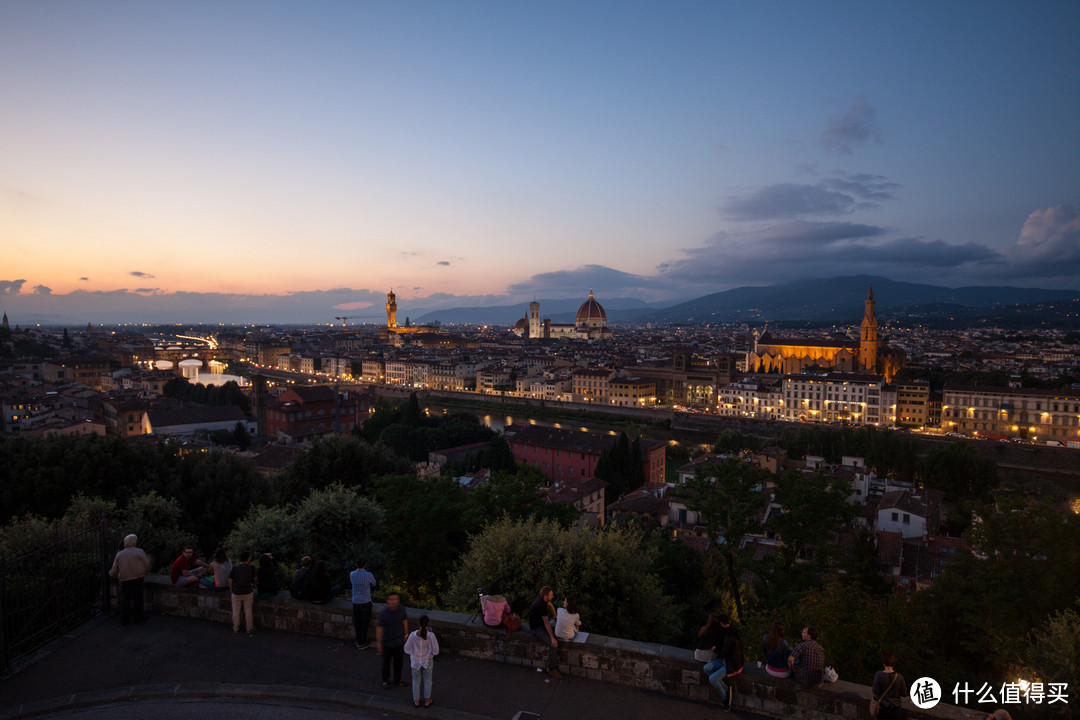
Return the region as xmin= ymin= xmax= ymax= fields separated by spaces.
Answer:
xmin=903 ymin=514 xmax=910 ymax=525
xmin=891 ymin=512 xmax=898 ymax=522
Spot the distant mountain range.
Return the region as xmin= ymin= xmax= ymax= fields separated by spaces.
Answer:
xmin=416 ymin=275 xmax=1080 ymax=326
xmin=413 ymin=296 xmax=663 ymax=325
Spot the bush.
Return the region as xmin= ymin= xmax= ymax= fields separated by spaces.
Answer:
xmin=447 ymin=517 xmax=677 ymax=643
xmin=223 ymin=484 xmax=389 ymax=592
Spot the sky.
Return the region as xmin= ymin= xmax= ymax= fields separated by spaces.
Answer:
xmin=2 ymin=1 xmax=1079 ymax=323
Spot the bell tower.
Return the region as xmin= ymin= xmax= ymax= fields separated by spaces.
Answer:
xmin=859 ymin=285 xmax=878 ymax=373
xmin=528 ymin=301 xmax=540 ymax=339
xmin=386 ymin=290 xmax=397 ymax=329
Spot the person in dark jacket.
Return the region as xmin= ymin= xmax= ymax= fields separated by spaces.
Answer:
xmin=871 ymin=651 xmax=907 ymax=720
xmin=228 ymin=551 xmax=257 ymax=634
xmin=290 ymin=556 xmax=311 ymax=599
xmin=701 ymin=614 xmax=743 ymax=712
xmin=256 ymin=553 xmax=279 ymax=599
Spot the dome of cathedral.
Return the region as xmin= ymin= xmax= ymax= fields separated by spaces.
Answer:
xmin=514 ymin=318 xmax=528 ymax=331
xmin=576 ymin=289 xmax=606 ymax=325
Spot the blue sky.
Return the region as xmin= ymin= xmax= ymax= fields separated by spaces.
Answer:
xmin=2 ymin=1 xmax=1078 ymax=322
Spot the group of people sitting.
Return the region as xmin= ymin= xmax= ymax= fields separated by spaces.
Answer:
xmin=478 ymin=584 xmax=583 ymax=679
xmin=169 ymin=547 xmax=340 ymax=604
xmin=480 ymin=584 xmax=582 ymax=640
xmin=696 ymin=617 xmax=908 ymax=717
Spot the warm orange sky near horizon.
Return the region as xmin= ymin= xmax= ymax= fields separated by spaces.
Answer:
xmin=3 ymin=2 xmax=1078 ymax=323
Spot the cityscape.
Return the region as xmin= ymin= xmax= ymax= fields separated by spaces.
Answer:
xmin=2 ymin=3 xmax=1079 ymax=720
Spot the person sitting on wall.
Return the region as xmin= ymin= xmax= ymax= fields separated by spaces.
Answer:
xmin=200 ymin=549 xmax=232 ymax=591
xmin=529 ymin=585 xmax=562 ymax=679
xmin=480 ymin=583 xmax=509 ymax=629
xmin=256 ymin=553 xmax=279 ymax=599
xmin=761 ymin=622 xmax=792 ymax=678
xmin=169 ymin=546 xmax=209 ymax=587
xmin=554 ymin=596 xmax=582 ymax=641
xmin=701 ymin=614 xmax=743 ymax=712
xmin=290 ymin=556 xmax=311 ymax=599
xmin=788 ymin=626 xmax=826 ymax=687
xmin=304 ymin=559 xmax=340 ymax=604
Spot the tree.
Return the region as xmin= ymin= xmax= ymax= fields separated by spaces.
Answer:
xmin=373 ymin=474 xmax=475 ymax=602
xmin=471 ymin=464 xmax=579 ymax=527
xmin=292 ymin=484 xmax=389 ymax=580
xmin=683 ymin=458 xmax=771 ymax=620
xmin=913 ymin=497 xmax=1080 ymax=688
xmin=768 ymin=468 xmax=856 ymax=572
xmin=447 ymin=517 xmax=677 ymax=643
xmin=122 ymin=491 xmax=197 ymax=572
xmin=1023 ymin=604 xmax=1080 ymax=719
xmin=62 ymin=328 xmax=72 ymax=348
xmin=275 ymin=434 xmax=411 ymax=502
xmin=918 ymin=441 xmax=999 ymax=500
xmin=793 ymin=580 xmax=925 ymax=683
xmin=594 ymin=432 xmax=645 ymax=498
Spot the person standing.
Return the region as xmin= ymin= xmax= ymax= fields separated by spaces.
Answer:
xmin=789 ymin=626 xmax=826 ymax=686
xmin=109 ymin=534 xmax=151 ymax=625
xmin=376 ymin=592 xmax=409 ymax=688
xmin=229 ymin=551 xmax=257 ymax=635
xmin=350 ymin=557 xmax=377 ymax=649
xmin=403 ymin=615 xmax=439 ymax=708
xmin=529 ymin=585 xmax=562 ymax=678
xmin=871 ymin=651 xmax=907 ymax=720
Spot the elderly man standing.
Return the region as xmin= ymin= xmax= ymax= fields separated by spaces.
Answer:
xmin=110 ymin=534 xmax=151 ymax=625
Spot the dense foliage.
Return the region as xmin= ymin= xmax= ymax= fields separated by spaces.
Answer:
xmin=3 ymin=396 xmax=1075 ymax=704
xmin=447 ymin=517 xmax=677 ymax=643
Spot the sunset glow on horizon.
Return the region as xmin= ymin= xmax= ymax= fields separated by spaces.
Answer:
xmin=2 ymin=1 xmax=1078 ymax=322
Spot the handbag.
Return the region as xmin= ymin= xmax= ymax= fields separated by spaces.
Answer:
xmin=823 ymin=666 xmax=839 ymax=683
xmin=870 ymin=673 xmax=898 ymax=717
xmin=694 ymin=647 xmax=716 ymax=662
xmin=501 ymin=609 xmax=522 ymax=639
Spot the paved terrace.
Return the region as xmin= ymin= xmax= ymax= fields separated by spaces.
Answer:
xmin=0 ymin=610 xmax=752 ymax=720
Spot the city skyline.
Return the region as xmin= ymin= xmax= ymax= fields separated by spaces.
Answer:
xmin=3 ymin=2 xmax=1079 ymax=323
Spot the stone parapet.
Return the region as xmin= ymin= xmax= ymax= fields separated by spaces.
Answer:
xmin=136 ymin=576 xmax=978 ymax=720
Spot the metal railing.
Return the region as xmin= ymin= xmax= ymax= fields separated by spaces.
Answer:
xmin=0 ymin=517 xmax=112 ymax=673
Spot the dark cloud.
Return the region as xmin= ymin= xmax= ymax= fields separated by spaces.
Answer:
xmin=134 ymin=287 xmax=159 ymax=294
xmin=821 ymin=98 xmax=883 ymax=156
xmin=722 ymin=184 xmax=856 ymax=220
xmin=0 ymin=279 xmax=26 ymax=295
xmin=79 ymin=277 xmax=89 ymax=281
xmin=33 ymin=285 xmax=52 ymax=295
xmin=840 ymin=237 xmax=1000 ymax=267
xmin=437 ymin=261 xmax=451 ymax=266
xmin=820 ymin=173 xmax=899 ymax=202
xmin=129 ymin=271 xmax=155 ymax=279
xmin=659 ymin=222 xmax=1000 ymax=288
xmin=722 ymin=174 xmax=899 ymax=222
xmin=507 ymin=265 xmax=676 ymax=300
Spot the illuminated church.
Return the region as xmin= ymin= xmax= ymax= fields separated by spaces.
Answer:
xmin=514 ymin=289 xmax=612 ymax=341
xmin=745 ymin=286 xmax=903 ymax=381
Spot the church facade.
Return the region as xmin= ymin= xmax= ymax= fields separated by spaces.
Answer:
xmin=745 ymin=287 xmax=903 ymax=382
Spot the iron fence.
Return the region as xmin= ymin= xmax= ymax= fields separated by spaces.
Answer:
xmin=0 ymin=517 xmax=112 ymax=673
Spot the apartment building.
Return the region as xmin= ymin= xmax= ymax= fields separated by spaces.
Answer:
xmin=942 ymin=384 xmax=1080 ymax=441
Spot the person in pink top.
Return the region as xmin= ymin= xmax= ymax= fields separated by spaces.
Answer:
xmin=481 ymin=583 xmax=509 ymax=628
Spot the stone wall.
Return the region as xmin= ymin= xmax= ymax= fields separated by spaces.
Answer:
xmin=136 ymin=577 xmax=977 ymax=720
